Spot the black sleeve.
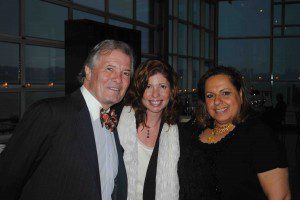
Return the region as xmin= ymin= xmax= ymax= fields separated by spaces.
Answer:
xmin=0 ymin=100 xmax=57 ymax=199
xmin=250 ymin=121 xmax=287 ymax=173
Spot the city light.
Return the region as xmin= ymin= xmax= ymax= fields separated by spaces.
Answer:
xmin=1 ymin=82 xmax=8 ymax=88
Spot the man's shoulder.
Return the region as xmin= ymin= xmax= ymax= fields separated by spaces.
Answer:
xmin=27 ymin=90 xmax=84 ymax=116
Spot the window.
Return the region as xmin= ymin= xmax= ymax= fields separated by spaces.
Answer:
xmin=109 ymin=0 xmax=133 ymax=18
xmin=25 ymin=45 xmax=65 ymax=84
xmin=0 ymin=42 xmax=19 ymax=83
xmin=273 ymin=38 xmax=300 ymax=81
xmin=136 ymin=0 xmax=151 ymax=23
xmin=178 ymin=23 xmax=187 ymax=55
xmin=218 ymin=0 xmax=270 ymax=37
xmin=169 ymin=0 xmax=215 ymax=91
xmin=136 ymin=26 xmax=153 ymax=53
xmin=73 ymin=0 xmax=104 ymax=10
xmin=178 ymin=58 xmax=188 ymax=90
xmin=285 ymin=4 xmax=300 ymax=25
xmin=193 ymin=28 xmax=200 ymax=57
xmin=178 ymin=0 xmax=187 ymax=20
xmin=218 ymin=39 xmax=270 ymax=81
xmin=0 ymin=0 xmax=19 ymax=35
xmin=192 ymin=59 xmax=200 ymax=89
xmin=218 ymin=0 xmax=300 ymax=109
xmin=73 ymin=10 xmax=104 ymax=22
xmin=25 ymin=0 xmax=68 ymax=41
xmin=109 ymin=19 xmax=133 ymax=29
xmin=190 ymin=0 xmax=200 ymax=25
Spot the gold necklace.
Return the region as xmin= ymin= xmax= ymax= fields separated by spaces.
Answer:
xmin=207 ymin=123 xmax=233 ymax=143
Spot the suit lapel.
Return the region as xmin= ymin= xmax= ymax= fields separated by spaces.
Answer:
xmin=112 ymin=129 xmax=127 ymax=200
xmin=71 ymin=90 xmax=102 ymax=199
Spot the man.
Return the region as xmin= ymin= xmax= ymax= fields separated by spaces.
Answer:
xmin=0 ymin=40 xmax=134 ymax=200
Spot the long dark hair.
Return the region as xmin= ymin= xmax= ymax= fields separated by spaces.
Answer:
xmin=126 ymin=59 xmax=179 ymax=129
xmin=197 ymin=66 xmax=250 ymax=128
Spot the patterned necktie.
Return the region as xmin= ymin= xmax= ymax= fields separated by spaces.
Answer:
xmin=100 ymin=108 xmax=117 ymax=132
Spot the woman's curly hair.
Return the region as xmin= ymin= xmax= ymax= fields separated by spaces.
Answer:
xmin=125 ymin=59 xmax=179 ymax=129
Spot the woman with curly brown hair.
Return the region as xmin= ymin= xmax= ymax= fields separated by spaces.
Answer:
xmin=117 ymin=59 xmax=180 ymax=200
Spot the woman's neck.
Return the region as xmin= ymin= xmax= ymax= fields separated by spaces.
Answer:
xmin=145 ymin=111 xmax=162 ymax=127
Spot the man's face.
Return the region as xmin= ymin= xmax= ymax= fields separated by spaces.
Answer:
xmin=83 ymin=49 xmax=131 ymax=109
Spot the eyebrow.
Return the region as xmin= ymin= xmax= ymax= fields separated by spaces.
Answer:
xmin=220 ymin=88 xmax=231 ymax=92
xmin=205 ymin=88 xmax=231 ymax=93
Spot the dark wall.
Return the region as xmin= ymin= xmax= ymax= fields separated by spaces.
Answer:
xmin=65 ymin=19 xmax=141 ymax=94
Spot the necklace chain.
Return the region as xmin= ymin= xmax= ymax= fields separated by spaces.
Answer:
xmin=142 ymin=119 xmax=161 ymax=139
xmin=207 ymin=123 xmax=233 ymax=143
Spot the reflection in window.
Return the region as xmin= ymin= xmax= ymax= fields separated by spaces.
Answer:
xmin=218 ymin=39 xmax=270 ymax=81
xmin=25 ymin=45 xmax=65 ymax=84
xmin=136 ymin=26 xmax=153 ymax=53
xmin=25 ymin=91 xmax=65 ymax=109
xmin=0 ymin=42 xmax=19 ymax=83
xmin=0 ymin=0 xmax=19 ymax=35
xmin=273 ymin=5 xmax=281 ymax=25
xmin=177 ymin=58 xmax=188 ymax=90
xmin=192 ymin=59 xmax=200 ymax=89
xmin=109 ymin=0 xmax=133 ymax=18
xmin=285 ymin=4 xmax=300 ymax=25
xmin=193 ymin=29 xmax=200 ymax=57
xmin=178 ymin=23 xmax=187 ymax=55
xmin=137 ymin=0 xmax=151 ymax=23
xmin=219 ymin=0 xmax=270 ymax=37
xmin=73 ymin=10 xmax=104 ymax=22
xmin=73 ymin=0 xmax=104 ymax=10
xmin=25 ymin=0 xmax=67 ymax=41
xmin=178 ymin=0 xmax=187 ymax=20
xmin=274 ymin=38 xmax=300 ymax=81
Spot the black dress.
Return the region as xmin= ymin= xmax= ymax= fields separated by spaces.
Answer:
xmin=178 ymin=117 xmax=287 ymax=200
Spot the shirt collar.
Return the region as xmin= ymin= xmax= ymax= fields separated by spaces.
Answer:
xmin=80 ymin=86 xmax=110 ymax=121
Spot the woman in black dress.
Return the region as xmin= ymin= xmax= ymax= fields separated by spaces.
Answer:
xmin=179 ymin=66 xmax=291 ymax=200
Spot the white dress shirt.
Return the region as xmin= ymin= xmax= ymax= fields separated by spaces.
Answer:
xmin=81 ymin=86 xmax=118 ymax=200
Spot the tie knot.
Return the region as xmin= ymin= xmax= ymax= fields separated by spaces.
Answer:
xmin=100 ymin=108 xmax=118 ymax=132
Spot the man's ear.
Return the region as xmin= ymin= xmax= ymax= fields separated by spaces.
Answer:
xmin=85 ymin=65 xmax=92 ymax=81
